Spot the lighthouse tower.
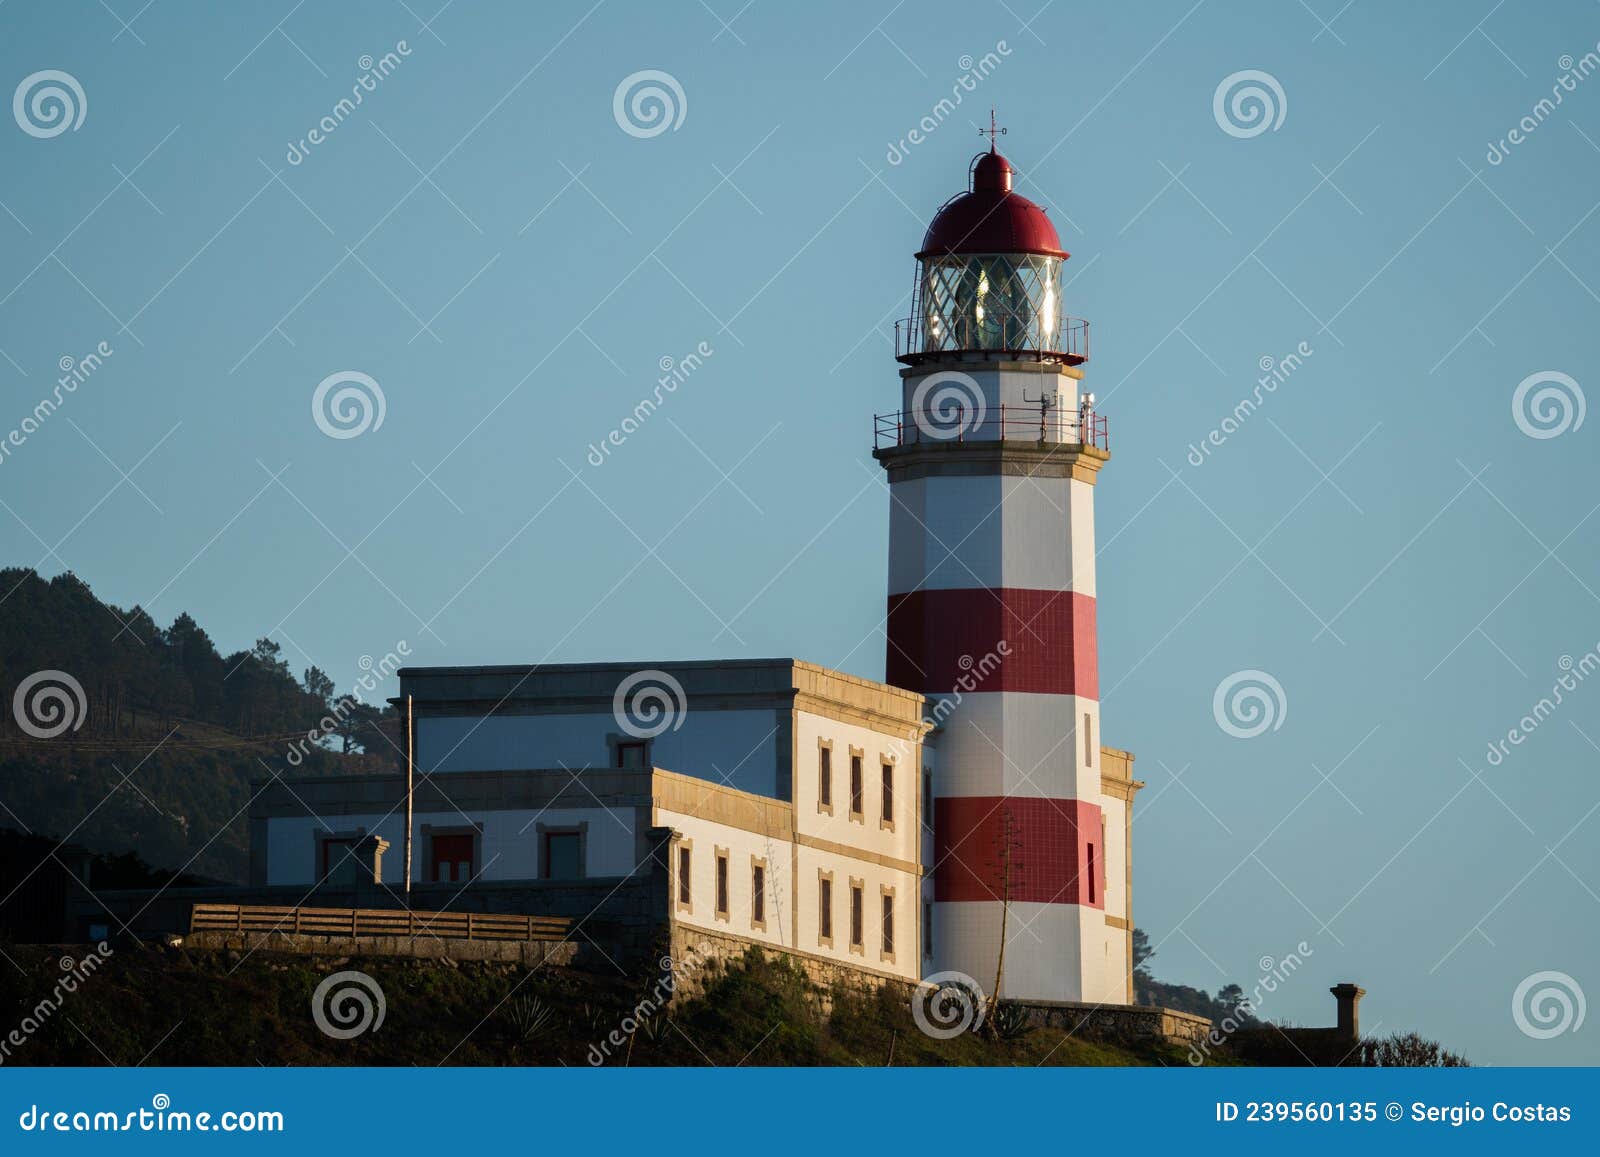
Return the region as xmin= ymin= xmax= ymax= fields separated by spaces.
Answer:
xmin=874 ymin=137 xmax=1122 ymax=1003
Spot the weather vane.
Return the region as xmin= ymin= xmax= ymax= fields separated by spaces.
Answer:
xmin=980 ymin=108 xmax=1006 ymax=150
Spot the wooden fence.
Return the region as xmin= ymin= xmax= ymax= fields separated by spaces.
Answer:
xmin=189 ymin=902 xmax=573 ymax=943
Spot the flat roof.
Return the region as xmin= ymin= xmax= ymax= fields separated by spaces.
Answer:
xmin=397 ymin=657 xmax=922 ymax=701
xmin=394 ymin=656 xmax=929 ymax=734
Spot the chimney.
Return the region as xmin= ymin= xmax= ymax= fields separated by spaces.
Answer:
xmin=1330 ymin=982 xmax=1366 ymax=1040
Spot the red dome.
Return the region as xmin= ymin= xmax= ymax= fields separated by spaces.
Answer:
xmin=918 ymin=151 xmax=1067 ymax=261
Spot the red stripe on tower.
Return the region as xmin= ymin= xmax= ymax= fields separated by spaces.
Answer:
xmin=885 ymin=587 xmax=1097 ymax=697
xmin=933 ymin=796 xmax=1105 ymax=907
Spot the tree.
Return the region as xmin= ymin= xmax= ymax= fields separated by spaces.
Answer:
xmin=303 ymin=666 xmax=335 ymax=707
xmin=332 ymin=696 xmax=391 ymax=757
xmin=165 ymin=612 xmax=224 ymax=719
xmin=252 ymin=637 xmax=288 ymax=673
xmin=1216 ymin=983 xmax=1256 ymax=1023
xmin=1132 ymin=927 xmax=1154 ymax=979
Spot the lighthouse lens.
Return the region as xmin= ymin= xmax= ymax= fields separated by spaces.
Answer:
xmin=919 ymin=254 xmax=1062 ymax=356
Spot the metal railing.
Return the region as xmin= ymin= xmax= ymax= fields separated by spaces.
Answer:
xmin=894 ymin=315 xmax=1090 ymax=364
xmin=189 ymin=902 xmax=574 ymax=942
xmin=874 ymin=403 xmax=1108 ymax=451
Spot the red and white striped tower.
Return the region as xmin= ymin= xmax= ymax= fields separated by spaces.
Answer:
xmin=874 ymin=138 xmax=1114 ymax=1003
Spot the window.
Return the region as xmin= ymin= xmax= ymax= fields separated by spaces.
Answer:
xmin=919 ymin=253 xmax=1064 ymax=358
xmin=1087 ymin=842 xmax=1098 ymax=905
xmin=537 ymin=822 xmax=588 ymax=881
xmin=881 ymin=892 xmax=895 ymax=959
xmin=818 ymin=874 xmax=833 ymax=945
xmin=880 ymin=762 xmax=894 ymax=828
xmin=922 ymin=766 xmax=933 ymax=831
xmin=428 ymin=833 xmax=474 ymax=883
xmin=922 ymin=900 xmax=934 ymax=958
xmin=1083 ymin=712 xmax=1094 ymax=768
xmin=543 ymin=831 xmax=581 ymax=880
xmin=849 ymin=880 xmax=864 ymax=951
xmin=849 ymin=752 xmax=863 ymax=820
xmin=676 ymin=845 xmax=692 ymax=911
xmin=1101 ymin=815 xmax=1108 ymax=901
xmin=818 ymin=743 xmax=833 ymax=813
xmin=615 ymin=740 xmax=648 ymax=768
xmin=751 ymin=862 xmax=766 ymax=930
xmin=320 ymin=838 xmax=357 ymax=885
xmin=715 ymin=848 xmax=730 ymax=920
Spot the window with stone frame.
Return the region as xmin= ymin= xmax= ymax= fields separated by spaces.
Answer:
xmin=428 ymin=833 xmax=474 ymax=883
xmin=818 ymin=874 xmax=833 ymax=945
xmin=677 ymin=844 xmax=692 ymax=909
xmin=715 ymin=848 xmax=730 ymax=919
xmin=543 ymin=831 xmax=581 ymax=880
xmin=751 ymin=862 xmax=766 ymax=930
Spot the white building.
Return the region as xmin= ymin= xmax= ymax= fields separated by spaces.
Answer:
xmin=252 ymin=139 xmax=1143 ymax=1005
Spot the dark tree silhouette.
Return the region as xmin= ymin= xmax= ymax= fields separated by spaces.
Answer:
xmin=0 ymin=566 xmax=399 ymax=880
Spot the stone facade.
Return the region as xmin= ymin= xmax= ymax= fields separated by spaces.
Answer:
xmin=664 ymin=919 xmax=1210 ymax=1047
xmin=1016 ymin=999 xmax=1212 ymax=1046
xmin=665 ymin=920 xmax=916 ymax=1015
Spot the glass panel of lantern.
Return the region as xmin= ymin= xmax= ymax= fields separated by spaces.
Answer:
xmin=919 ymin=254 xmax=1061 ymax=354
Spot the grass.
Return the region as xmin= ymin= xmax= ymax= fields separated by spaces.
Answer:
xmin=0 ymin=942 xmax=1200 ymax=1067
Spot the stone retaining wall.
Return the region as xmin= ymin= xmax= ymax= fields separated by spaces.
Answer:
xmin=666 ymin=922 xmax=914 ymax=1015
xmin=1016 ymin=999 xmax=1212 ymax=1045
xmin=666 ymin=922 xmax=1211 ymax=1046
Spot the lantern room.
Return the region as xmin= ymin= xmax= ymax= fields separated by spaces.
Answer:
xmin=897 ymin=148 xmax=1088 ymax=365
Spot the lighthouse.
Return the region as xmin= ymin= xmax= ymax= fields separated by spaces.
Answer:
xmin=874 ymin=133 xmax=1129 ymax=1004
xmin=245 ymin=124 xmax=1142 ymax=1017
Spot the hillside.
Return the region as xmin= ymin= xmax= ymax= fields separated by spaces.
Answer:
xmin=0 ymin=942 xmax=1200 ymax=1067
xmin=0 ymin=941 xmax=1466 ymax=1067
xmin=0 ymin=726 xmax=384 ymax=884
xmin=0 ymin=567 xmax=396 ymax=881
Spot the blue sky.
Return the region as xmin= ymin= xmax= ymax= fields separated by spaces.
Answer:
xmin=2 ymin=0 xmax=1598 ymax=1064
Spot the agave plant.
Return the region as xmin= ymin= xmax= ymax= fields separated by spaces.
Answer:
xmin=507 ymin=995 xmax=557 ymax=1041
xmin=638 ymin=1014 xmax=673 ymax=1044
xmin=990 ymin=1000 xmax=1031 ymax=1042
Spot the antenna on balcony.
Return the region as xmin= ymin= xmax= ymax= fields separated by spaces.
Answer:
xmin=1022 ymin=387 xmax=1060 ymax=442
